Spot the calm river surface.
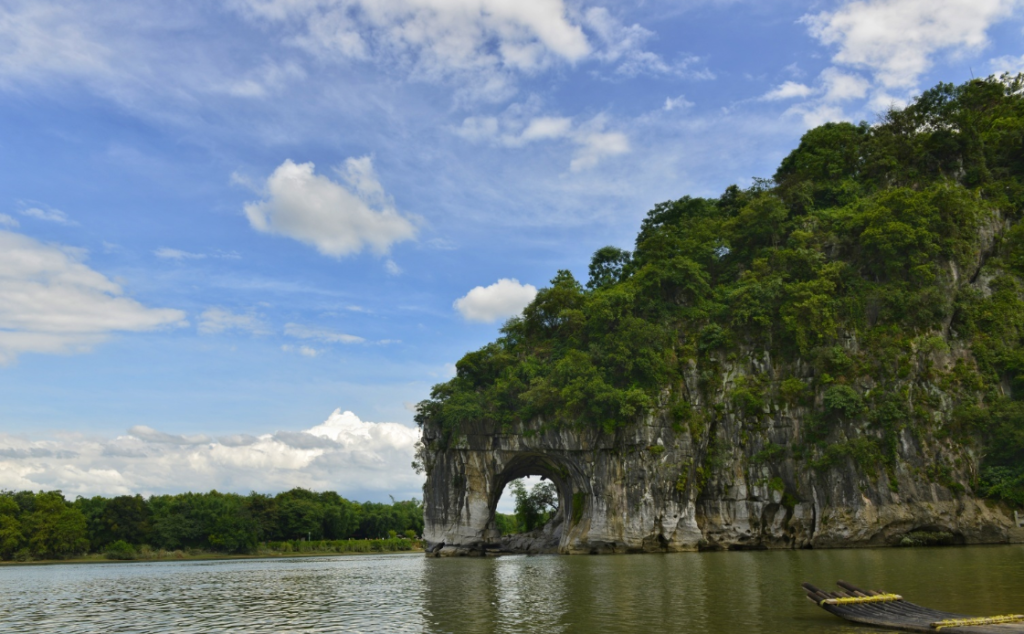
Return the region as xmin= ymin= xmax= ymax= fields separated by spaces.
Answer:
xmin=1 ymin=546 xmax=1022 ymax=633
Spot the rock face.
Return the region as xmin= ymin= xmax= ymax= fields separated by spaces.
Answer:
xmin=417 ymin=207 xmax=1024 ymax=556
xmin=418 ymin=350 xmax=1024 ymax=556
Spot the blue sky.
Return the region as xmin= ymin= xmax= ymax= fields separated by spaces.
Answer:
xmin=1 ymin=0 xmax=1023 ymax=502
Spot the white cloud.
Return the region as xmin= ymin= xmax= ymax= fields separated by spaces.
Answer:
xmin=784 ymin=103 xmax=848 ymax=128
xmin=154 ymin=247 xmax=206 ymax=260
xmin=385 ymin=259 xmax=402 ymax=275
xmin=0 ymin=409 xmax=423 ymax=499
xmin=0 ymin=2 xmax=115 ymax=91
xmin=454 ymin=277 xmax=537 ymax=323
xmin=990 ymin=53 xmax=1024 ymax=75
xmin=155 ymin=247 xmax=241 ymax=261
xmin=0 ymin=0 xmax=676 ymax=113
xmin=284 ymin=322 xmax=365 ymax=344
xmin=570 ymin=115 xmax=630 ymax=172
xmin=766 ymin=68 xmax=877 ymax=126
xmin=584 ymin=7 xmax=708 ymax=78
xmin=0 ymin=230 xmax=187 ymax=364
xmin=0 ymin=2 xmax=311 ymax=117
xmin=820 ymin=67 xmax=871 ymax=102
xmin=520 ymin=116 xmax=574 ymax=142
xmin=20 ymin=206 xmax=75 ymax=225
xmin=454 ymin=116 xmax=502 ymax=143
xmin=198 ymin=307 xmax=269 ymax=335
xmin=761 ymin=81 xmax=813 ymax=101
xmin=244 ymin=158 xmax=418 ymax=258
xmin=457 ymin=109 xmax=630 ymax=171
xmin=456 ymin=109 xmax=573 ymax=148
xmin=664 ymin=95 xmax=693 ymax=111
xmin=229 ymin=0 xmax=591 ymax=100
xmin=802 ymin=0 xmax=1021 ymax=89
xmin=127 ymin=426 xmax=212 ymax=445
xmin=283 ymin=344 xmax=321 ymax=357
xmin=0 ymin=214 xmax=18 ymax=227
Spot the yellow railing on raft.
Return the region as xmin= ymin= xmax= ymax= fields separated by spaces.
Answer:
xmin=820 ymin=594 xmax=903 ymax=606
xmin=931 ymin=614 xmax=1024 ymax=629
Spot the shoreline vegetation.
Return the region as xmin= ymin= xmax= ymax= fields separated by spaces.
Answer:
xmin=0 ymin=539 xmax=424 ymax=567
xmin=0 ymin=488 xmax=424 ymax=563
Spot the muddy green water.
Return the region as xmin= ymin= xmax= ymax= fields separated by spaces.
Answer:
xmin=1 ymin=546 xmax=1021 ymax=633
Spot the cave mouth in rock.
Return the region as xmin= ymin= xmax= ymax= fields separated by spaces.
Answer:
xmin=494 ymin=475 xmax=561 ymax=535
xmin=487 ymin=454 xmax=572 ymax=545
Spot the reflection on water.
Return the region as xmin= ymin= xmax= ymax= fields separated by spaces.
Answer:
xmin=1 ymin=546 xmax=1021 ymax=633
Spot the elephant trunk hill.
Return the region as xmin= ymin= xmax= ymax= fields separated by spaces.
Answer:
xmin=416 ymin=76 xmax=1024 ymax=555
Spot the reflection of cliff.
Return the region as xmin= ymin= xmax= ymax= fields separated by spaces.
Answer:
xmin=416 ymin=77 xmax=1024 ymax=555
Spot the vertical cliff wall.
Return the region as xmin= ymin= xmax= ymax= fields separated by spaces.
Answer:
xmin=419 ymin=362 xmax=1024 ymax=556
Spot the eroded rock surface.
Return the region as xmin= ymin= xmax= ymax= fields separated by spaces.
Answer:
xmin=418 ymin=354 xmax=1023 ymax=556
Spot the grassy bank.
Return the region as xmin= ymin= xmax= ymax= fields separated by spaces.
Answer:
xmin=0 ymin=538 xmax=422 ymax=566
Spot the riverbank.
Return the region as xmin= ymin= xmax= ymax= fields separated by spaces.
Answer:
xmin=0 ymin=544 xmax=425 ymax=567
xmin=1 ymin=537 xmax=424 ymax=567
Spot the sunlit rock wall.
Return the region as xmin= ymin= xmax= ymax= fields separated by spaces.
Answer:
xmin=418 ymin=351 xmax=1024 ymax=556
xmin=418 ymin=417 xmax=704 ymax=556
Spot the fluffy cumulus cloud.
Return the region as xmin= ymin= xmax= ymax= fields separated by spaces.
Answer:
xmin=802 ymin=0 xmax=1021 ymax=89
xmin=0 ymin=231 xmax=187 ymax=364
xmin=454 ymin=278 xmax=537 ymax=323
xmin=244 ymin=158 xmax=418 ymax=258
xmin=819 ymin=67 xmax=871 ymax=102
xmin=771 ymin=0 xmax=1023 ymax=128
xmin=0 ymin=410 xmax=424 ymax=500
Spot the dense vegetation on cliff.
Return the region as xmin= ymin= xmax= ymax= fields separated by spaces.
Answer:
xmin=0 ymin=488 xmax=423 ymax=561
xmin=417 ymin=75 xmax=1024 ymax=507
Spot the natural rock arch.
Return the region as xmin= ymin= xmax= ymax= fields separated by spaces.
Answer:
xmin=418 ymin=417 xmax=705 ymax=556
xmin=418 ymin=409 xmax=1024 ymax=555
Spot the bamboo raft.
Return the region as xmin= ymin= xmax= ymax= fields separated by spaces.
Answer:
xmin=803 ymin=581 xmax=1024 ymax=633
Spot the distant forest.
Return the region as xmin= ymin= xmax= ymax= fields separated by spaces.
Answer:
xmin=0 ymin=488 xmax=423 ymax=561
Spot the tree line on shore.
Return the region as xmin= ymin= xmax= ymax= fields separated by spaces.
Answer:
xmin=0 ymin=488 xmax=424 ymax=561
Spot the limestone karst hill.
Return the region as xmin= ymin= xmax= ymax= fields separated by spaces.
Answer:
xmin=416 ymin=75 xmax=1024 ymax=555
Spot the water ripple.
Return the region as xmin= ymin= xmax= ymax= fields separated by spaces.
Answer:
xmin=1 ymin=546 xmax=1021 ymax=633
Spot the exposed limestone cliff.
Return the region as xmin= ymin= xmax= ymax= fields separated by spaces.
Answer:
xmin=418 ymin=352 xmax=1024 ymax=556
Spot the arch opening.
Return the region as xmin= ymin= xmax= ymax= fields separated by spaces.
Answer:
xmin=484 ymin=454 xmax=573 ymax=554
xmin=495 ymin=475 xmax=559 ymax=535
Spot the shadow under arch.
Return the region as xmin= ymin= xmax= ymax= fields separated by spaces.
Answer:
xmin=484 ymin=452 xmax=576 ymax=554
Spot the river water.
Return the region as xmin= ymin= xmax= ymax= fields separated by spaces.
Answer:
xmin=1 ymin=546 xmax=1021 ymax=633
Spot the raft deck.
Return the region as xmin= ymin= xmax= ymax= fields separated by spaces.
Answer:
xmin=803 ymin=581 xmax=1024 ymax=634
